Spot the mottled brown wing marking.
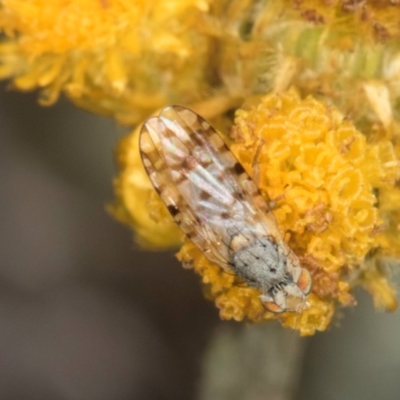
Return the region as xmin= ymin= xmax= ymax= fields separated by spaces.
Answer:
xmin=182 ymin=156 xmax=197 ymax=170
xmin=140 ymin=119 xmax=185 ymax=211
xmin=159 ymin=106 xmax=207 ymax=151
xmin=160 ymin=106 xmax=236 ymax=171
xmin=167 ymin=204 xmax=180 ymax=217
xmin=233 ymin=162 xmax=246 ymax=175
xmin=155 ymin=106 xmax=283 ymax=260
xmin=253 ymin=194 xmax=269 ymax=213
xmin=162 ymin=106 xmax=273 ymax=221
xmin=142 ymin=107 xmax=287 ymax=272
xmin=155 ymin=111 xmax=239 ymax=218
xmin=231 ymin=161 xmax=270 ymax=214
xmin=140 ymin=116 xmax=232 ymax=269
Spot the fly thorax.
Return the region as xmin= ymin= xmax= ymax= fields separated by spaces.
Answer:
xmin=231 ymin=236 xmax=287 ymax=290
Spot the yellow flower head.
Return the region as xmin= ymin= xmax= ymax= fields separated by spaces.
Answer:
xmin=2 ymin=0 xmax=400 ymax=132
xmin=113 ymin=90 xmax=399 ymax=335
xmin=0 ymin=0 xmax=213 ymax=124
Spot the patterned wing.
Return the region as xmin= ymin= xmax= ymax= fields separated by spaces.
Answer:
xmin=140 ymin=105 xmax=285 ymax=270
xmin=140 ymin=116 xmax=232 ymax=269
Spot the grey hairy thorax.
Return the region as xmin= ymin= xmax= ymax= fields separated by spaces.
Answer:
xmin=231 ymin=237 xmax=288 ymax=290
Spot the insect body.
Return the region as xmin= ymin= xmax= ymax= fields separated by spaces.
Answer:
xmin=139 ymin=105 xmax=311 ymax=313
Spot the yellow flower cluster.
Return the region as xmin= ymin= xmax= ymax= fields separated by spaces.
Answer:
xmin=2 ymin=1 xmax=400 ymax=129
xmin=0 ymin=0 xmax=212 ymax=124
xmin=114 ymin=90 xmax=399 ymax=335
xmin=219 ymin=0 xmax=400 ymax=134
xmin=226 ymin=90 xmax=399 ymax=333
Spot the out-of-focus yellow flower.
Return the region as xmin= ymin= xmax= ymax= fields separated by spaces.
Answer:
xmin=0 ymin=0 xmax=213 ymax=124
xmin=2 ymin=1 xmax=400 ymax=129
xmin=216 ymin=1 xmax=400 ymax=138
xmin=114 ymin=90 xmax=399 ymax=335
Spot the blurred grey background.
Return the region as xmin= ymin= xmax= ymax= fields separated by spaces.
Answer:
xmin=0 ymin=84 xmax=399 ymax=400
